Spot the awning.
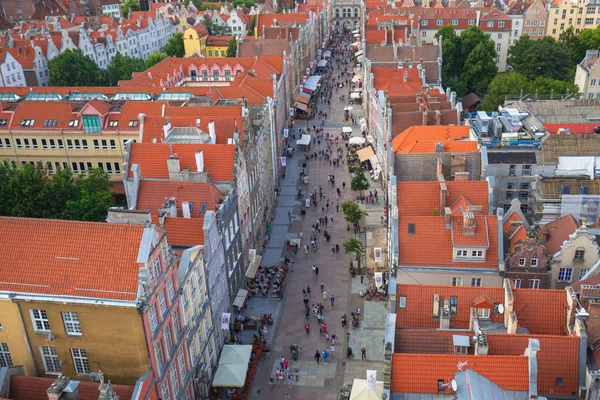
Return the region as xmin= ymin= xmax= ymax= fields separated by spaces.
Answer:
xmin=212 ymin=345 xmax=253 ymax=387
xmin=355 ymin=50 xmax=363 ymax=57
xmin=342 ymin=127 xmax=353 ymax=133
xmin=353 ymin=33 xmax=360 ymax=37
xmin=297 ymin=134 xmax=311 ymax=146
xmin=352 ymin=74 xmax=363 ymax=83
xmin=323 ymin=50 xmax=332 ymax=58
xmin=344 ymin=106 xmax=353 ymax=111
xmin=351 ymin=42 xmax=360 ymax=46
xmin=357 ymin=146 xmax=375 ymax=162
xmin=350 ymin=92 xmax=361 ymax=99
xmin=245 ymin=255 xmax=262 ymax=278
xmin=303 ymin=75 xmax=322 ymax=93
xmin=296 ymin=93 xmax=310 ymax=104
xmin=295 ymin=102 xmax=308 ymax=111
xmin=352 ymin=29 xmax=359 ymax=34
xmin=317 ymin=60 xmax=328 ymax=68
xmin=233 ymin=288 xmax=248 ymax=308
xmin=349 ymin=379 xmax=384 ymax=400
xmin=349 ymin=137 xmax=366 ymax=145
xmin=357 ymin=56 xmax=363 ymax=63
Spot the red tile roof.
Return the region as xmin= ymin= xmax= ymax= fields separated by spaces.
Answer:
xmin=545 ymin=123 xmax=600 ymax=134
xmin=396 ymin=284 xmax=505 ymax=329
xmin=398 ymin=215 xmax=499 ymax=269
xmin=452 ymin=216 xmax=491 ymax=247
xmin=397 ymin=181 xmax=489 ymax=216
xmin=486 ymin=334 xmax=579 ymax=396
xmin=9 ymin=101 xmax=78 ymax=130
xmin=391 ymin=353 xmax=529 ymax=393
xmin=128 ymin=142 xmax=235 ymax=182
xmin=256 ymin=13 xmax=310 ymax=37
xmin=0 ymin=217 xmax=145 ymax=301
xmin=136 ymin=180 xmax=222 ymax=247
xmin=512 ymin=288 xmax=568 ymax=335
xmin=540 ymin=214 xmax=578 ymax=255
xmin=9 ymin=376 xmax=135 ymax=400
xmin=392 ymin=126 xmax=473 ymax=153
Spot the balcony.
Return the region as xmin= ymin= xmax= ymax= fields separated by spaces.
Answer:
xmin=184 ymin=76 xmax=233 ymax=83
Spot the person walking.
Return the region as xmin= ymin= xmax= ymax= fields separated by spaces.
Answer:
xmin=360 ymin=274 xmax=364 ymax=284
xmin=335 ymin=244 xmax=340 ymax=253
xmin=280 ymin=357 xmax=285 ymax=369
xmin=320 ymin=282 xmax=324 ymax=293
xmin=312 ymin=264 xmax=316 ymax=275
xmin=315 ymin=350 xmax=321 ymax=364
xmin=295 ymin=369 xmax=299 ymax=382
xmin=269 ymin=377 xmax=275 ymax=391
xmin=305 ymin=323 xmax=310 ymax=335
xmin=315 ymin=266 xmax=319 ymax=276
xmin=361 ymin=347 xmax=367 ymax=360
xmin=330 ymin=294 xmax=335 ymax=307
xmin=287 ymin=375 xmax=293 ymax=388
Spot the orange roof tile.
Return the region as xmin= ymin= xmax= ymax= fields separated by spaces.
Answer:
xmin=541 ymin=214 xmax=578 ymax=255
xmin=396 ymin=284 xmax=505 ymax=329
xmin=452 ymin=216 xmax=490 ymax=247
xmin=136 ymin=180 xmax=222 ymax=247
xmin=397 ymin=181 xmax=489 ymax=216
xmin=0 ymin=217 xmax=145 ymax=301
xmin=398 ymin=215 xmax=499 ymax=269
xmin=256 ymin=13 xmax=310 ymax=37
xmin=486 ymin=334 xmax=579 ymax=396
xmin=9 ymin=376 xmax=135 ymax=400
xmin=86 ymin=99 xmax=112 ymax=115
xmin=391 ymin=353 xmax=529 ymax=394
xmin=9 ymin=101 xmax=79 ymax=130
xmin=392 ymin=125 xmax=473 ymax=153
xmin=128 ymin=143 xmax=235 ymax=182
xmin=512 ymin=288 xmax=568 ymax=335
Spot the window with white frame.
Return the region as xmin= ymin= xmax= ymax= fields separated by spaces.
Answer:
xmin=71 ymin=348 xmax=90 ymax=374
xmin=574 ymin=249 xmax=585 ymax=261
xmin=155 ymin=341 xmax=165 ymax=370
xmin=451 ymin=277 xmax=463 ymax=286
xmin=437 ymin=19 xmax=443 ymax=26
xmin=40 ymin=346 xmax=60 ymax=373
xmin=150 ymin=305 xmax=159 ymax=331
xmin=167 ymin=278 xmax=175 ymax=301
xmin=31 ymin=310 xmax=50 ymax=332
xmin=452 ymin=19 xmax=458 ymax=25
xmin=471 ymin=250 xmax=483 ymax=258
xmin=160 ymin=291 xmax=168 ymax=316
xmin=457 ymin=250 xmax=468 ymax=258
xmin=477 ymin=308 xmax=490 ymax=318
xmin=529 ymin=279 xmax=540 ymax=289
xmin=471 ymin=278 xmax=482 ymax=287
xmin=487 ymin=21 xmax=494 ymax=27
xmin=468 ymin=19 xmax=475 ymax=25
xmin=0 ymin=343 xmax=12 ymax=367
xmin=399 ymin=296 xmax=407 ymax=309
xmin=499 ymin=21 xmax=505 ymax=27
xmin=62 ymin=312 xmax=81 ymax=335
xmin=173 ymin=309 xmax=180 ymax=337
xmin=178 ymin=349 xmax=186 ymax=378
xmin=580 ymin=268 xmax=589 ymax=280
xmin=161 ymin=380 xmax=171 ymax=400
xmin=165 ymin=325 xmax=173 ymax=354
xmin=518 ymin=257 xmax=526 ymax=267
xmin=170 ymin=366 xmax=180 ymax=395
xmin=558 ymin=267 xmax=573 ymax=282
xmin=513 ymin=279 xmax=522 ymax=288
xmin=530 ymin=258 xmax=538 ymax=267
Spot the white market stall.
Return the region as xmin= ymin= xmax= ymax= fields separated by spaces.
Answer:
xmin=296 ymin=134 xmax=312 ymax=146
xmin=349 ymin=379 xmax=384 ymax=400
xmin=317 ymin=60 xmax=328 ymax=68
xmin=342 ymin=127 xmax=353 ymax=134
xmin=323 ymin=50 xmax=332 ymax=58
xmin=344 ymin=106 xmax=353 ymax=111
xmin=357 ymin=146 xmax=375 ymax=162
xmin=303 ymin=75 xmax=322 ymax=94
xmin=349 ymin=137 xmax=366 ymax=145
xmin=212 ymin=345 xmax=253 ymax=388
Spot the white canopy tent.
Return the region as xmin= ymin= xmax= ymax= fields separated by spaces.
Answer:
xmin=353 ymin=33 xmax=360 ymax=38
xmin=352 ymin=74 xmax=363 ymax=83
xmin=323 ymin=50 xmax=332 ymax=58
xmin=350 ymin=92 xmax=361 ymax=100
xmin=296 ymin=134 xmax=311 ymax=146
xmin=355 ymin=50 xmax=363 ymax=57
xmin=349 ymin=137 xmax=366 ymax=145
xmin=317 ymin=60 xmax=328 ymax=68
xmin=350 ymin=379 xmax=384 ymax=400
xmin=352 ymin=29 xmax=360 ymax=34
xmin=212 ymin=345 xmax=253 ymax=387
xmin=344 ymin=106 xmax=353 ymax=111
xmin=303 ymin=75 xmax=322 ymax=93
xmin=342 ymin=127 xmax=353 ymax=133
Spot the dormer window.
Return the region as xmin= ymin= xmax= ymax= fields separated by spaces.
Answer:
xmin=128 ymin=120 xmax=138 ymax=127
xmin=43 ymin=119 xmax=58 ymax=127
xmin=20 ymin=119 xmax=35 ymax=126
xmin=109 ymin=120 xmax=119 ymax=127
xmin=0 ymin=119 xmax=7 ymax=126
xmin=68 ymin=119 xmax=79 ymax=127
xmin=477 ymin=308 xmax=490 ymax=319
xmin=518 ymin=257 xmax=526 ymax=267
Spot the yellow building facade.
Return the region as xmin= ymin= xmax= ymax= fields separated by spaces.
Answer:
xmin=206 ymin=36 xmax=232 ymax=58
xmin=183 ymin=25 xmax=209 ymax=57
xmin=547 ymin=0 xmax=600 ymax=38
xmin=0 ymin=298 xmax=36 ymax=375
xmin=4 ymin=300 xmax=150 ymax=385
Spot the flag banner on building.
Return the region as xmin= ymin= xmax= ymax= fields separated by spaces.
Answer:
xmin=281 ymin=157 xmax=287 ymax=167
xmin=366 ymin=370 xmax=377 ymax=391
xmin=374 ymin=247 xmax=382 ymax=263
xmin=283 ymin=128 xmax=289 ymax=138
xmin=249 ymin=249 xmax=256 ymax=264
xmin=374 ymin=272 xmax=383 ymax=289
xmin=221 ymin=313 xmax=231 ymax=331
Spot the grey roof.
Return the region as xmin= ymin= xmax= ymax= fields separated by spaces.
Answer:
xmin=454 ymin=369 xmax=528 ymax=400
xmin=507 ymin=99 xmax=600 ymax=124
xmin=486 ymin=151 xmax=538 ymax=165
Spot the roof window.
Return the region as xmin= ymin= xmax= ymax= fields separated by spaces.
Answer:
xmin=128 ymin=120 xmax=138 ymax=127
xmin=109 ymin=120 xmax=119 ymax=127
xmin=68 ymin=119 xmax=79 ymax=127
xmin=43 ymin=119 xmax=58 ymax=127
xmin=408 ymin=223 xmax=416 ymax=235
xmin=20 ymin=119 xmax=35 ymax=127
xmin=0 ymin=119 xmax=7 ymax=126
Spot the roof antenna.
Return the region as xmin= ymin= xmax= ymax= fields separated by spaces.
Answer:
xmin=169 ymin=143 xmax=173 ymax=156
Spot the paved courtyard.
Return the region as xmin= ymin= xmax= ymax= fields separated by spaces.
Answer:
xmin=247 ymin=43 xmax=386 ymax=400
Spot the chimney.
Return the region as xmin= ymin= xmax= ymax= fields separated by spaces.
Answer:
xmin=435 ymin=110 xmax=441 ymax=125
xmin=440 ymin=181 xmax=448 ymax=213
xmin=473 ymin=330 xmax=489 ymax=355
xmin=195 ymin=150 xmax=204 ymax=172
xmin=454 ymin=171 xmax=470 ymax=181
xmin=166 ymin=197 xmax=177 ymax=217
xmin=525 ymin=338 xmax=540 ymax=398
xmin=167 ymin=154 xmax=181 ymax=176
xmin=436 ymin=158 xmax=443 ymax=177
xmin=158 ymin=209 xmax=166 ymax=226
xmin=422 ymin=111 xmax=428 ymax=125
xmin=46 ymin=376 xmax=80 ymax=400
xmin=138 ymin=113 xmax=146 ymax=140
xmin=163 ymin=121 xmax=172 ymax=138
xmin=182 ymin=201 xmax=192 ymax=218
xmin=463 ymin=212 xmax=476 ymax=235
xmin=208 ymin=120 xmax=216 ymax=144
xmin=161 ymin=103 xmax=166 ymax=117
xmin=444 ymin=207 xmax=452 ymax=228
xmin=440 ymin=300 xmax=450 ymax=329
xmin=506 ymin=311 xmax=518 ymax=334
xmin=435 ymin=142 xmax=444 ymax=153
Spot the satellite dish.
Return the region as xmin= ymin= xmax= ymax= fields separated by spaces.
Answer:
xmin=451 ymin=379 xmax=458 ymax=392
xmin=497 ymin=304 xmax=504 ymax=314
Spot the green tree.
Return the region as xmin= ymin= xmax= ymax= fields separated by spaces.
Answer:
xmin=226 ymin=36 xmax=237 ymax=57
xmin=6 ymin=162 xmax=48 ymax=218
xmin=64 ymin=169 xmax=113 ymax=222
xmin=201 ymin=19 xmax=232 ymax=35
xmin=340 ymin=201 xmax=368 ymax=227
xmin=145 ymin=51 xmax=168 ymax=69
xmin=350 ymin=168 xmax=370 ymax=197
xmin=482 ymin=72 xmax=532 ymax=111
xmin=247 ymin=15 xmax=256 ymax=35
xmin=461 ymin=42 xmax=498 ymax=96
xmin=39 ymin=167 xmax=78 ymax=219
xmin=121 ymin=0 xmax=140 ymax=16
xmin=343 ymin=237 xmax=365 ymax=268
xmin=531 ymin=76 xmax=579 ymax=95
xmin=164 ymin=32 xmax=185 ymax=57
xmin=509 ymin=36 xmax=573 ymax=80
xmin=107 ymin=52 xmax=146 ymax=84
xmin=559 ymin=27 xmax=585 ymax=64
xmin=48 ymin=49 xmax=106 ymax=86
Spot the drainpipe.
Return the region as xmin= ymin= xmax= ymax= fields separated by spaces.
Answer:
xmin=11 ymin=297 xmax=41 ymax=376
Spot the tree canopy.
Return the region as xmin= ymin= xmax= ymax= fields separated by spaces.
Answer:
xmin=232 ymin=0 xmax=255 ymax=6
xmin=164 ymin=32 xmax=185 ymax=57
xmin=247 ymin=15 xmax=257 ymax=35
xmin=559 ymin=25 xmax=600 ymax=64
xmin=121 ymin=0 xmax=140 ymax=16
xmin=48 ymin=49 xmax=106 ymax=86
xmin=201 ymin=19 xmax=232 ymax=35
xmin=145 ymin=51 xmax=169 ymax=69
xmin=0 ymin=163 xmax=112 ymax=222
xmin=350 ymin=168 xmax=370 ymax=194
xmin=343 ymin=237 xmax=365 ymax=266
xmin=436 ymin=25 xmax=497 ymax=97
xmin=340 ymin=201 xmax=368 ymax=226
xmin=107 ymin=52 xmax=146 ymax=84
xmin=226 ymin=36 xmax=237 ymax=57
xmin=509 ymin=35 xmax=573 ymax=81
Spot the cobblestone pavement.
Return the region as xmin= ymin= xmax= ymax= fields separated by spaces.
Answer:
xmin=247 ymin=49 xmax=386 ymax=400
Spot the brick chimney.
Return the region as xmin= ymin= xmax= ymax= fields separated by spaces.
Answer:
xmin=454 ymin=171 xmax=470 ymax=181
xmin=462 ymin=212 xmax=476 ymax=235
xmin=444 ymin=207 xmax=452 ymax=228
xmin=440 ymin=181 xmax=448 ymax=212
xmin=422 ymin=111 xmax=428 ymax=125
xmin=525 ymin=339 xmax=540 ymax=398
xmin=47 ymin=376 xmax=80 ymax=400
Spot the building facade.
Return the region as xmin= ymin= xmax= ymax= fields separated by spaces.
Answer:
xmin=575 ymin=49 xmax=600 ymax=100
xmin=547 ymin=0 xmax=600 ymax=39
xmin=0 ymin=51 xmax=26 ymax=87
xmin=550 ymin=224 xmax=600 ymax=289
